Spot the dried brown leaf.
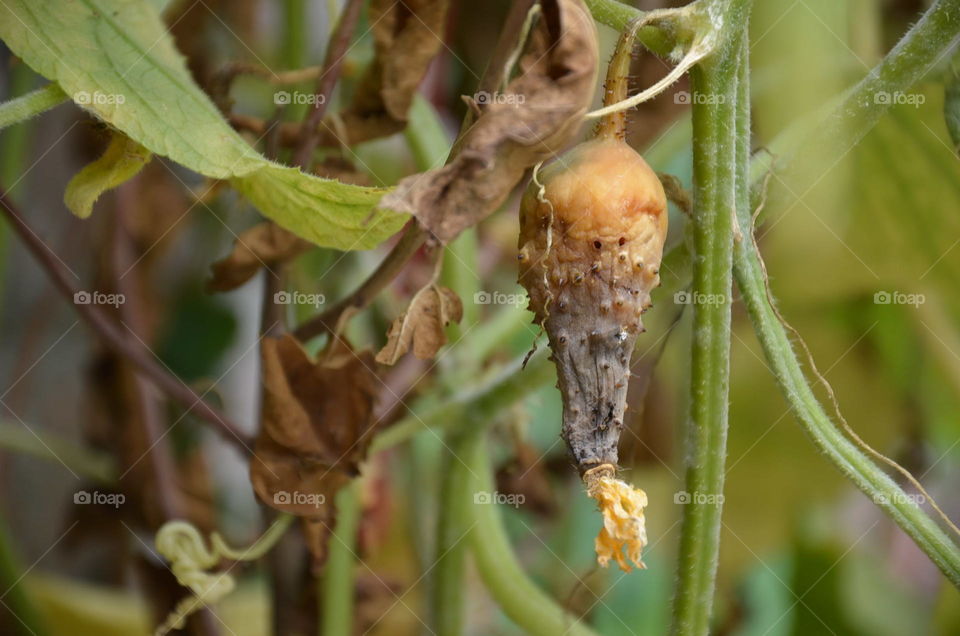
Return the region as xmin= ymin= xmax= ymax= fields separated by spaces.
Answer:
xmin=378 ymin=0 xmax=599 ymax=243
xmin=337 ymin=0 xmax=450 ymax=142
xmin=207 ymin=222 xmax=312 ymax=292
xmin=375 ymin=284 xmax=462 ymax=365
xmin=250 ymin=334 xmax=378 ymax=561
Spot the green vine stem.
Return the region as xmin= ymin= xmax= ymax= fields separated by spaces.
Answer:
xmin=320 ymin=481 xmax=362 ymax=636
xmin=0 ymin=83 xmax=67 ymax=132
xmin=671 ymin=2 xmax=749 ymax=634
xmin=733 ymin=214 xmax=960 ymax=587
xmin=755 ymin=0 xmax=960 ymax=193
xmin=583 ymin=0 xmax=672 ymax=55
xmin=431 ymin=428 xmax=477 ymax=636
xmin=730 ymin=0 xmax=960 ymax=589
xmin=464 ymin=430 xmax=599 ymax=636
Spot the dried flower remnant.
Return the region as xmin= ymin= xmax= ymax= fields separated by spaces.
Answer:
xmin=584 ymin=464 xmax=649 ymax=570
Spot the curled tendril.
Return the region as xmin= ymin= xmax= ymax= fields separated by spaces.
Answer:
xmin=153 ymin=514 xmax=294 ymax=634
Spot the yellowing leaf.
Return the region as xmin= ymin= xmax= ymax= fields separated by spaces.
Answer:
xmin=64 ymin=132 xmax=151 ymax=219
xmin=0 ymin=0 xmax=406 ymax=249
xmin=375 ymin=284 xmax=463 ymax=365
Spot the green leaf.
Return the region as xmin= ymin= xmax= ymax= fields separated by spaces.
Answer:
xmin=64 ymin=132 xmax=151 ymax=218
xmin=0 ymin=0 xmax=407 ymax=249
xmin=232 ymin=165 xmax=400 ymax=251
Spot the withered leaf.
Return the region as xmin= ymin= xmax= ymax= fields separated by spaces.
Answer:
xmin=207 ymin=222 xmax=312 ymax=292
xmin=250 ymin=334 xmax=378 ymax=562
xmin=326 ymin=0 xmax=450 ymax=145
xmin=378 ymin=0 xmax=599 ymax=243
xmin=375 ymin=284 xmax=462 ymax=365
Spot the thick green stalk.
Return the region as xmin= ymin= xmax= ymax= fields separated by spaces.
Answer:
xmin=671 ymin=2 xmax=748 ymax=634
xmin=431 ymin=428 xmax=478 ymax=636
xmin=429 ymin=93 xmax=477 ymax=632
xmin=583 ymin=0 xmax=674 ymax=55
xmin=584 ymin=0 xmax=641 ymax=31
xmin=404 ymin=94 xmax=452 ymax=170
xmin=0 ymin=84 xmax=67 ymax=132
xmin=320 ymin=481 xmax=362 ymax=636
xmin=465 ymin=432 xmax=599 ymax=636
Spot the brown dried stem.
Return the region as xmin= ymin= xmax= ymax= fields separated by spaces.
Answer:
xmin=292 ymin=0 xmax=365 ymax=168
xmin=0 ymin=188 xmax=254 ymax=452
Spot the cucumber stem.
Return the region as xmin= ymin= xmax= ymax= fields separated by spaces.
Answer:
xmin=595 ymin=20 xmax=642 ymax=140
